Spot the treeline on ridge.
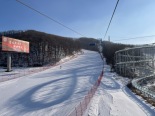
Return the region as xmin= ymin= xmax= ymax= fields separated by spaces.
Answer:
xmin=0 ymin=30 xmax=81 ymax=67
xmin=0 ymin=30 xmax=133 ymax=69
xmin=78 ymin=37 xmax=100 ymax=51
xmin=102 ymin=41 xmax=134 ymax=69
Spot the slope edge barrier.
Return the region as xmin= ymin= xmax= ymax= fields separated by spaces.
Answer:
xmin=68 ymin=70 xmax=104 ymax=116
xmin=132 ymin=75 xmax=155 ymax=100
xmin=0 ymin=54 xmax=79 ymax=82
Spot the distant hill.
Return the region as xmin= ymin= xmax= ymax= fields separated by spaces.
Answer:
xmin=102 ymin=40 xmax=134 ymax=68
xmin=78 ymin=37 xmax=100 ymax=51
xmin=0 ymin=30 xmax=81 ymax=67
xmin=0 ymin=29 xmax=136 ymax=71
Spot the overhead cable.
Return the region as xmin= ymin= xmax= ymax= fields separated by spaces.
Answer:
xmin=16 ymin=0 xmax=85 ymax=37
xmin=103 ymin=0 xmax=120 ymax=40
xmin=113 ymin=35 xmax=155 ymax=41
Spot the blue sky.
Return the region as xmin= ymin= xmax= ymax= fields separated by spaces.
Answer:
xmin=0 ymin=0 xmax=155 ymax=44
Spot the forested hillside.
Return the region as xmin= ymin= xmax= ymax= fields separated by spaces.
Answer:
xmin=78 ymin=37 xmax=100 ymax=51
xmin=1 ymin=30 xmax=132 ymax=69
xmin=0 ymin=30 xmax=81 ymax=67
xmin=102 ymin=41 xmax=134 ymax=68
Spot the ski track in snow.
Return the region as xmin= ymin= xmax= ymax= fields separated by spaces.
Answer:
xmin=1 ymin=50 xmax=155 ymax=116
xmin=87 ymin=64 xmax=155 ymax=116
xmin=0 ymin=50 xmax=103 ymax=116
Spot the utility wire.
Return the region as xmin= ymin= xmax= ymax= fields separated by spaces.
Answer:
xmin=16 ymin=0 xmax=85 ymax=37
xmin=103 ymin=0 xmax=120 ymax=40
xmin=113 ymin=35 xmax=155 ymax=41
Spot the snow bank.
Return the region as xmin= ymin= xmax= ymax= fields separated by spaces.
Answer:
xmin=86 ymin=62 xmax=155 ymax=116
xmin=87 ymin=88 xmax=112 ymax=116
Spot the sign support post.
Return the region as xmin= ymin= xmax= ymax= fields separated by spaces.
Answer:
xmin=2 ymin=36 xmax=29 ymax=72
xmin=6 ymin=53 xmax=11 ymax=72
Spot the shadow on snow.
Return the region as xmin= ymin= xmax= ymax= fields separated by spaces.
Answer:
xmin=6 ymin=75 xmax=77 ymax=114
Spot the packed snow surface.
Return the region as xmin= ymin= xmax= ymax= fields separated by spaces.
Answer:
xmin=0 ymin=50 xmax=103 ymax=116
xmin=87 ymin=64 xmax=155 ymax=116
xmin=1 ymin=50 xmax=155 ymax=116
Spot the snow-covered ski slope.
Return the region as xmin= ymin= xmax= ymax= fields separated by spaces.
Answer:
xmin=1 ymin=50 xmax=154 ymax=116
xmin=87 ymin=64 xmax=155 ymax=116
xmin=0 ymin=50 xmax=103 ymax=116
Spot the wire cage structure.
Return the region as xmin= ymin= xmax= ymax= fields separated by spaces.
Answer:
xmin=115 ymin=44 xmax=155 ymax=100
xmin=115 ymin=45 xmax=155 ymax=78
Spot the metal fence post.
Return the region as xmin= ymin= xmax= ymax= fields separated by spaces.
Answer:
xmin=80 ymin=102 xmax=83 ymax=116
xmin=84 ymin=96 xmax=87 ymax=109
xmin=75 ymin=107 xmax=77 ymax=116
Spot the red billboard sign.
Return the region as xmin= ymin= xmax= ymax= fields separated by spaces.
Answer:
xmin=2 ymin=36 xmax=29 ymax=53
